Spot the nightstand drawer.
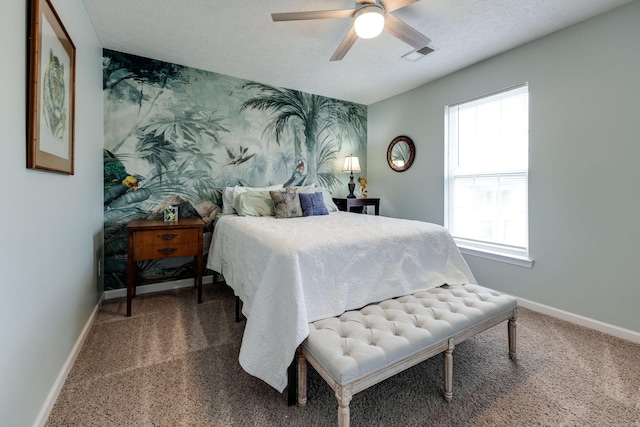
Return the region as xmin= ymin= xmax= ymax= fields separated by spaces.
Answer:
xmin=133 ymin=228 xmax=200 ymax=246
xmin=132 ymin=229 xmax=200 ymax=260
xmin=133 ymin=242 xmax=198 ymax=260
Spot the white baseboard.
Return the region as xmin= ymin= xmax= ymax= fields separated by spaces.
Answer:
xmin=517 ymin=297 xmax=640 ymax=344
xmin=33 ymin=295 xmax=104 ymax=427
xmin=103 ymin=275 xmax=217 ymax=300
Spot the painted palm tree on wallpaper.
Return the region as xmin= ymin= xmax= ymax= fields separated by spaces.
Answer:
xmin=136 ymin=107 xmax=228 ymax=182
xmin=104 ymin=106 xmax=230 ymax=215
xmin=103 ymin=50 xmax=186 ymax=153
xmin=239 ymin=83 xmax=367 ymax=189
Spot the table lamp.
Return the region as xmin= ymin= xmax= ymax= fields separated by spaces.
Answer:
xmin=342 ymin=155 xmax=361 ymax=198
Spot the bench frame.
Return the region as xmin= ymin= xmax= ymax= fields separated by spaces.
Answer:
xmin=297 ymin=306 xmax=518 ymax=427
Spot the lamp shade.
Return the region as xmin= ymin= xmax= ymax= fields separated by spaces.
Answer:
xmin=342 ymin=155 xmax=361 ymax=173
xmin=354 ymin=6 xmax=385 ymax=39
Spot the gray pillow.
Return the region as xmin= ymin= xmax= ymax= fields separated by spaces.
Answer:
xmin=270 ymin=188 xmax=303 ymax=219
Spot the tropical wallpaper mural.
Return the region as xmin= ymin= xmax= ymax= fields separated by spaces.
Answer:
xmin=103 ymin=50 xmax=367 ymax=290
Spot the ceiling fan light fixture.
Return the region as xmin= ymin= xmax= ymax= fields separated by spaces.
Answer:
xmin=354 ymin=6 xmax=385 ymax=39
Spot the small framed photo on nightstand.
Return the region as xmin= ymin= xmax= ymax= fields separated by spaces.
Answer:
xmin=164 ymin=206 xmax=178 ymax=222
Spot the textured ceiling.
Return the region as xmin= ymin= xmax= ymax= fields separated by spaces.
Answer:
xmin=83 ymin=0 xmax=633 ymax=105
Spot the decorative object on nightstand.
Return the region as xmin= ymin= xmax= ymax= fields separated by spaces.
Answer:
xmin=358 ymin=176 xmax=368 ymax=198
xmin=332 ymin=197 xmax=380 ymax=215
xmin=163 ymin=206 xmax=178 ymax=222
xmin=342 ymin=154 xmax=361 ymax=198
xmin=387 ymin=136 xmax=415 ymax=172
xmin=126 ymin=218 xmax=205 ymax=316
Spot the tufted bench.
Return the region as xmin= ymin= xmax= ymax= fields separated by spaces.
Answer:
xmin=296 ymin=284 xmax=518 ymax=427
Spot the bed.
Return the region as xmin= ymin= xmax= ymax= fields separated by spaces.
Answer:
xmin=207 ymin=197 xmax=476 ymax=392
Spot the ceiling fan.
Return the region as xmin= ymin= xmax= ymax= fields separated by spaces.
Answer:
xmin=271 ymin=0 xmax=432 ymax=61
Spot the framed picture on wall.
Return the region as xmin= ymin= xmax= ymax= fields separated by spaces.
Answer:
xmin=27 ymin=0 xmax=76 ymax=175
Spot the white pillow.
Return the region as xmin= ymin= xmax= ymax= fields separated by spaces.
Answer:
xmin=222 ymin=185 xmax=283 ymax=215
xmin=288 ymin=184 xmax=316 ymax=193
xmin=232 ymin=191 xmax=275 ymax=217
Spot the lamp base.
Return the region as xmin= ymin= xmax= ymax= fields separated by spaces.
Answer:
xmin=347 ymin=175 xmax=356 ymax=198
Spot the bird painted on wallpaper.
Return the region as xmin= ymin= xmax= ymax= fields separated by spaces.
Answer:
xmin=283 ymin=159 xmax=306 ymax=187
xmin=226 ymin=146 xmax=256 ymax=166
xmin=43 ymin=49 xmax=66 ymax=140
xmin=103 ymin=149 xmax=138 ymax=190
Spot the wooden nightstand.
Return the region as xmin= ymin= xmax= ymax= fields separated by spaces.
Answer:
xmin=332 ymin=197 xmax=380 ymax=215
xmin=126 ymin=218 xmax=205 ymax=316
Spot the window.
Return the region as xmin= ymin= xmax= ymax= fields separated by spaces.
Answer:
xmin=445 ymin=84 xmax=532 ymax=267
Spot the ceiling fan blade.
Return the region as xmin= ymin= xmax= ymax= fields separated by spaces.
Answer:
xmin=379 ymin=0 xmax=420 ymax=13
xmin=383 ymin=13 xmax=431 ymax=49
xmin=330 ymin=26 xmax=358 ymax=61
xmin=272 ymin=9 xmax=355 ymax=22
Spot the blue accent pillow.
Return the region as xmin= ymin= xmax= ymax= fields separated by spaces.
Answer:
xmin=299 ymin=192 xmax=329 ymax=217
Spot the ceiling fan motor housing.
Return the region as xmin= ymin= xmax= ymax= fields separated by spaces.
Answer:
xmin=354 ymin=5 xmax=385 ymax=39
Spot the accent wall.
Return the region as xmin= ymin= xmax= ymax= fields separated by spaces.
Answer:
xmin=103 ymin=50 xmax=367 ymax=289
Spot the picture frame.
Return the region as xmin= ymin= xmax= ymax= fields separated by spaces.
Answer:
xmin=164 ymin=206 xmax=178 ymax=222
xmin=27 ymin=0 xmax=76 ymax=174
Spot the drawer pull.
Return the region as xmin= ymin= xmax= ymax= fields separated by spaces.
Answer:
xmin=158 ymin=233 xmax=178 ymax=241
xmin=157 ymin=247 xmax=177 ymax=256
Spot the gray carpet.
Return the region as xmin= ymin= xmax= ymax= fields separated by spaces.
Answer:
xmin=46 ymin=284 xmax=640 ymax=426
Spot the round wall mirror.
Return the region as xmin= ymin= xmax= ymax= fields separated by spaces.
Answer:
xmin=387 ymin=136 xmax=415 ymax=172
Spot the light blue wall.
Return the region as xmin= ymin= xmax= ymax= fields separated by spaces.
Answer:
xmin=368 ymin=2 xmax=640 ymax=333
xmin=0 ymin=0 xmax=104 ymax=425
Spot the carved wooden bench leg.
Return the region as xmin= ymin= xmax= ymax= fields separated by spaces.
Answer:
xmin=443 ymin=338 xmax=455 ymax=402
xmin=297 ymin=348 xmax=307 ymax=407
xmin=335 ymin=384 xmax=353 ymax=427
xmin=508 ymin=307 xmax=518 ymax=360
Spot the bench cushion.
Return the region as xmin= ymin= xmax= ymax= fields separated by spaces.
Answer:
xmin=304 ymin=284 xmax=517 ymax=384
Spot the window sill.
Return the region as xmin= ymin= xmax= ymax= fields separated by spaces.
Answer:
xmin=457 ymin=245 xmax=534 ymax=269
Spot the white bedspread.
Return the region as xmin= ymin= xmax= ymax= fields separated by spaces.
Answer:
xmin=207 ymin=212 xmax=476 ymax=392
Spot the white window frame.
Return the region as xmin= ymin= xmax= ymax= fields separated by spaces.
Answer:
xmin=444 ymin=84 xmax=533 ymax=268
